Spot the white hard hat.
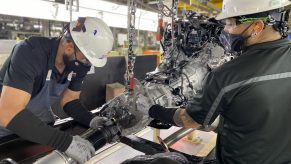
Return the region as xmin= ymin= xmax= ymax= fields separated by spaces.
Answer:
xmin=216 ymin=0 xmax=291 ymax=20
xmin=70 ymin=17 xmax=114 ymax=67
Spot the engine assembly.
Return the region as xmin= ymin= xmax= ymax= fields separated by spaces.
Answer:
xmin=85 ymin=11 xmax=231 ymax=149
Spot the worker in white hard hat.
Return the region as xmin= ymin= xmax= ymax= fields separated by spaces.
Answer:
xmin=0 ymin=17 xmax=114 ymax=163
xmin=217 ymin=0 xmax=291 ymax=54
xmin=135 ymin=0 xmax=291 ymax=163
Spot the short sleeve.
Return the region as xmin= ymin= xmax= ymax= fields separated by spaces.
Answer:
xmin=3 ymin=42 xmax=39 ymax=94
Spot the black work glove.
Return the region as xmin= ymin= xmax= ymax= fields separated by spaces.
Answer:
xmin=148 ymin=105 xmax=178 ymax=126
xmin=148 ymin=119 xmax=172 ymax=129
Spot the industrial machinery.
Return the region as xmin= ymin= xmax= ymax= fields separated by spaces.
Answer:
xmin=95 ymin=11 xmax=229 ymax=137
xmin=30 ymin=10 xmax=229 ymax=164
xmin=0 ymin=1 xmax=233 ymax=164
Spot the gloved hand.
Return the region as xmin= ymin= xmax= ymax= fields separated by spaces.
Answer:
xmin=89 ymin=116 xmax=114 ymax=129
xmin=148 ymin=119 xmax=172 ymax=129
xmin=65 ymin=135 xmax=95 ymax=164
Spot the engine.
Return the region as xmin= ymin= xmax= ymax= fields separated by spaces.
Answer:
xmin=97 ymin=12 xmax=231 ymax=138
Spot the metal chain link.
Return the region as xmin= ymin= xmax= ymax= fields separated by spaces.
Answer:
xmin=125 ymin=0 xmax=137 ymax=91
xmin=157 ymin=0 xmax=178 ymax=49
xmin=157 ymin=0 xmax=176 ymax=17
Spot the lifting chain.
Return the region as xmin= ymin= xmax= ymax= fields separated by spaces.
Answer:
xmin=125 ymin=0 xmax=137 ymax=92
xmin=157 ymin=0 xmax=177 ymax=17
xmin=157 ymin=0 xmax=178 ymax=49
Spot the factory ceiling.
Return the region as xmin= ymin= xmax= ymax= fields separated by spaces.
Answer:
xmin=103 ymin=0 xmax=222 ymax=14
xmin=45 ymin=0 xmax=223 ymax=15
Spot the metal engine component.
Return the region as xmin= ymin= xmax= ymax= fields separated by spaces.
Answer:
xmin=0 ymin=158 xmax=18 ymax=164
xmin=97 ymin=12 xmax=230 ymax=137
xmin=34 ymin=151 xmax=75 ymax=164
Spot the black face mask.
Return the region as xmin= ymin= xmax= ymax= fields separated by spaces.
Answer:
xmin=219 ymin=24 xmax=253 ymax=53
xmin=63 ymin=55 xmax=91 ymax=76
xmin=219 ymin=31 xmax=245 ymax=53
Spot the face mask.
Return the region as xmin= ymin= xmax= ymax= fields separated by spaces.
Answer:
xmin=63 ymin=55 xmax=91 ymax=74
xmin=219 ymin=23 xmax=253 ymax=53
xmin=219 ymin=31 xmax=245 ymax=53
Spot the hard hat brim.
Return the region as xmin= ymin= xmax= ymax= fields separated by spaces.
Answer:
xmin=88 ymin=56 xmax=107 ymax=67
xmin=216 ymin=2 xmax=291 ymax=20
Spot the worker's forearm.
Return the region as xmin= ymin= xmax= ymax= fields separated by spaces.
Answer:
xmin=173 ymin=108 xmax=201 ymax=128
xmin=63 ymin=99 xmax=93 ymax=127
xmin=6 ymin=109 xmax=72 ymax=151
xmin=0 ymin=105 xmax=23 ymax=127
xmin=60 ymin=89 xmax=80 ymax=108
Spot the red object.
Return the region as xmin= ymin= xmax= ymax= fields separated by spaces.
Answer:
xmin=156 ymin=33 xmax=161 ymax=41
xmin=130 ymin=78 xmax=135 ymax=90
xmin=156 ymin=18 xmax=164 ymax=41
xmin=159 ymin=19 xmax=163 ymax=28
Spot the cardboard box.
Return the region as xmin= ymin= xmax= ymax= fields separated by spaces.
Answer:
xmin=106 ymin=82 xmax=125 ymax=102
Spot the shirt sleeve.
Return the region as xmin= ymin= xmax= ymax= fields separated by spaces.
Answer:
xmin=3 ymin=42 xmax=39 ymax=94
xmin=186 ymin=71 xmax=223 ymax=127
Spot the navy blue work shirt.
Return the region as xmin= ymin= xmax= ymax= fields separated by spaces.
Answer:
xmin=0 ymin=37 xmax=89 ymax=98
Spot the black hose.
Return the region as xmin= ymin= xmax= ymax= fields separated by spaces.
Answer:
xmin=83 ymin=125 xmax=120 ymax=150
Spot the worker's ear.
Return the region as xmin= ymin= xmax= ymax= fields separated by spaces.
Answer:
xmin=251 ymin=20 xmax=264 ymax=37
xmin=63 ymin=41 xmax=75 ymax=55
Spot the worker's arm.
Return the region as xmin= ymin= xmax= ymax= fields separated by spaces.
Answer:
xmin=148 ymin=71 xmax=222 ymax=129
xmin=60 ymin=88 xmax=81 ymax=106
xmin=0 ymin=40 xmax=72 ymax=150
xmin=60 ymin=89 xmax=93 ymax=127
xmin=173 ymin=108 xmax=201 ymax=128
xmin=0 ymin=86 xmax=72 ymax=151
xmin=148 ymin=105 xmax=201 ymax=129
xmin=60 ymin=60 xmax=93 ymax=127
xmin=173 ymin=108 xmax=220 ymax=130
xmin=0 ymin=86 xmax=30 ymax=127
xmin=0 ymin=40 xmax=94 ymax=163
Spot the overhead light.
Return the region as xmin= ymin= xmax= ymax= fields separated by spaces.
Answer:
xmin=148 ymin=1 xmax=159 ymax=5
xmin=42 ymin=0 xmax=65 ymax=4
xmin=33 ymin=24 xmax=43 ymax=29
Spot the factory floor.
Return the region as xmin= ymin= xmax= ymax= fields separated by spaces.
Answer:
xmin=88 ymin=127 xmax=217 ymax=164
